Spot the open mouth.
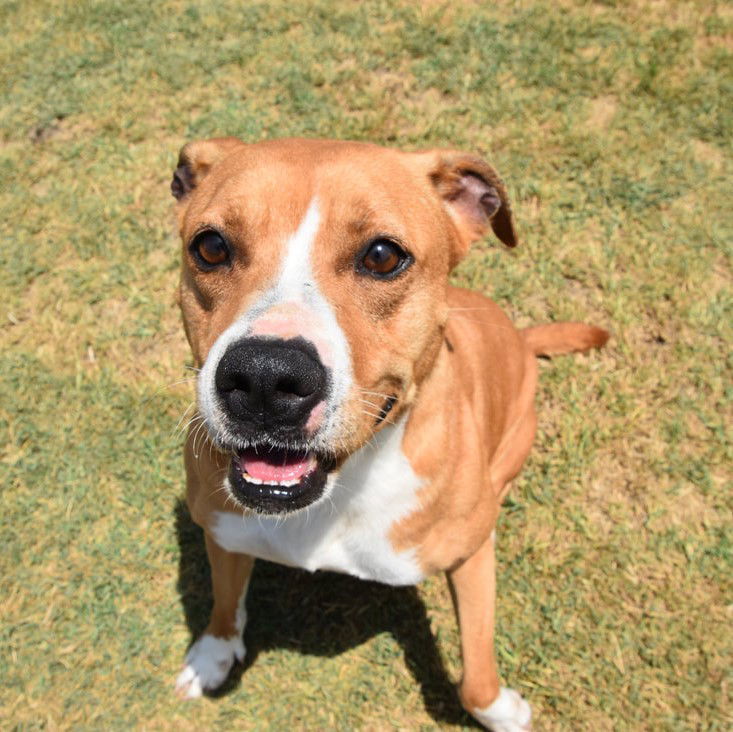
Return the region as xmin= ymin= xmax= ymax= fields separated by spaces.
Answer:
xmin=228 ymin=446 xmax=333 ymax=514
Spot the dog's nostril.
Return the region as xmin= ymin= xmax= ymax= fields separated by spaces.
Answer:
xmin=276 ymin=375 xmax=315 ymax=398
xmin=220 ymin=373 xmax=253 ymax=394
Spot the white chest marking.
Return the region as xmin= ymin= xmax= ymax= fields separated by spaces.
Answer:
xmin=210 ymin=419 xmax=425 ymax=586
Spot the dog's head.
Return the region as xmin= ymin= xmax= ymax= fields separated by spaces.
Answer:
xmin=172 ymin=138 xmax=516 ymax=514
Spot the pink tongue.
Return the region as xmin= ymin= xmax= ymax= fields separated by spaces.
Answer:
xmin=239 ymin=448 xmax=315 ymax=483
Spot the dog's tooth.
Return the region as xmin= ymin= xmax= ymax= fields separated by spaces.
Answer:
xmin=241 ymin=471 xmax=304 ymax=488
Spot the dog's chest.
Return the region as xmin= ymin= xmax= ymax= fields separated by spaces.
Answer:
xmin=210 ymin=420 xmax=426 ymax=586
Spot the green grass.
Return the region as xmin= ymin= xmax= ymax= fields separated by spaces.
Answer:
xmin=1 ymin=0 xmax=731 ymax=728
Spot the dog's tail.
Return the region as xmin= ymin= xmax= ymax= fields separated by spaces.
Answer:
xmin=522 ymin=322 xmax=610 ymax=357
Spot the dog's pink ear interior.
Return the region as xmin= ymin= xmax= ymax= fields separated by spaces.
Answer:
xmin=171 ymin=137 xmax=245 ymax=200
xmin=427 ymin=152 xmax=518 ymax=262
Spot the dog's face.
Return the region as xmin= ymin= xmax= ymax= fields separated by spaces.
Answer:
xmin=173 ymin=138 xmax=515 ymax=515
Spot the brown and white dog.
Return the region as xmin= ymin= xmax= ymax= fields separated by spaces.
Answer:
xmin=170 ymin=137 xmax=608 ymax=730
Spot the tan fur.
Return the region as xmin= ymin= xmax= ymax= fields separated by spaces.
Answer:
xmin=523 ymin=322 xmax=610 ymax=356
xmin=173 ymin=137 xmax=609 ymax=722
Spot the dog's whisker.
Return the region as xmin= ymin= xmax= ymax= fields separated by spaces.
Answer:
xmin=357 ymin=388 xmax=394 ymax=400
xmin=179 ymin=415 xmax=203 ymax=438
xmin=172 ymin=402 xmax=197 ymax=437
xmin=359 ymin=408 xmax=384 ymax=420
xmin=177 ymin=414 xmax=205 ymax=441
xmin=192 ymin=420 xmax=209 ymax=459
xmin=357 ymin=397 xmax=383 ymax=410
xmin=141 ymin=376 xmax=198 ymax=407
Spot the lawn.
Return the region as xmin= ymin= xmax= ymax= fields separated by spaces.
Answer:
xmin=1 ymin=0 xmax=731 ymax=728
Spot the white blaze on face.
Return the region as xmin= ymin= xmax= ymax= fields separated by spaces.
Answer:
xmin=197 ymin=196 xmax=353 ymax=449
xmin=278 ymin=197 xmax=321 ymax=301
xmin=250 ymin=200 xmax=337 ymax=369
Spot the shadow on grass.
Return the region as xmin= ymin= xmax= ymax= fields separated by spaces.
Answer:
xmin=174 ymin=499 xmax=477 ymax=727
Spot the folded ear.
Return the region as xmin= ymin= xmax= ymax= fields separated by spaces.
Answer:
xmin=171 ymin=137 xmax=245 ymax=200
xmin=423 ymin=150 xmax=517 ymax=264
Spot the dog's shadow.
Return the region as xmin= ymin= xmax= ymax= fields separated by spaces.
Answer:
xmin=174 ymin=499 xmax=476 ymax=726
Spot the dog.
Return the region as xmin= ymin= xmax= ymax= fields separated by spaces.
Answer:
xmin=170 ymin=137 xmax=608 ymax=730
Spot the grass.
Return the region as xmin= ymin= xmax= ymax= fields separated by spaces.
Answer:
xmin=1 ymin=0 xmax=731 ymax=728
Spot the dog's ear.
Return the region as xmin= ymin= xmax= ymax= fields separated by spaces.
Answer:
xmin=171 ymin=137 xmax=245 ymax=200
xmin=423 ymin=151 xmax=517 ymax=263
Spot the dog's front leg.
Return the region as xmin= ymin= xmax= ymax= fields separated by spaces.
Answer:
xmin=447 ymin=532 xmax=531 ymax=731
xmin=176 ymin=534 xmax=254 ymax=699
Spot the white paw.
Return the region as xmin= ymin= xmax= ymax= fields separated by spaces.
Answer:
xmin=471 ymin=687 xmax=532 ymax=732
xmin=175 ymin=633 xmax=245 ymax=699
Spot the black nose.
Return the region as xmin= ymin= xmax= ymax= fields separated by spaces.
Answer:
xmin=215 ymin=337 xmax=327 ymax=429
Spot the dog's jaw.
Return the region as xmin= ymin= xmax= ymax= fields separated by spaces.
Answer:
xmin=227 ymin=448 xmax=335 ymax=515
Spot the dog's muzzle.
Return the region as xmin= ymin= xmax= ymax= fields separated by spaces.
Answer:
xmin=213 ymin=336 xmax=333 ymax=514
xmin=215 ymin=336 xmax=327 ymax=431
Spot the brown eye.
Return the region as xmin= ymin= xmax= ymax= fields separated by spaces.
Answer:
xmin=358 ymin=239 xmax=411 ymax=279
xmin=190 ymin=231 xmax=230 ymax=269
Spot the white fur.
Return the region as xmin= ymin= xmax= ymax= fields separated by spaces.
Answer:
xmin=471 ymin=687 xmax=532 ymax=732
xmin=278 ymin=197 xmax=321 ymax=300
xmin=197 ymin=197 xmax=353 ymax=453
xmin=210 ymin=417 xmax=425 ymax=586
xmin=175 ymin=585 xmax=248 ymax=699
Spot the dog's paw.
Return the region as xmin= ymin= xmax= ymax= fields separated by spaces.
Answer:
xmin=471 ymin=687 xmax=532 ymax=732
xmin=175 ymin=633 xmax=245 ymax=699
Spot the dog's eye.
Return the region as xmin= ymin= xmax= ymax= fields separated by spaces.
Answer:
xmin=190 ymin=231 xmax=231 ymax=269
xmin=358 ymin=239 xmax=411 ymax=279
